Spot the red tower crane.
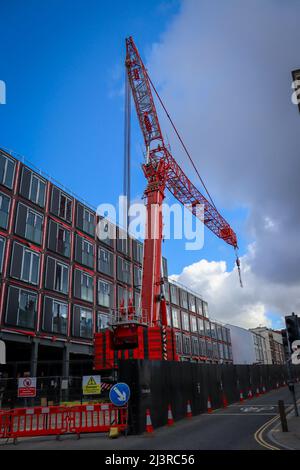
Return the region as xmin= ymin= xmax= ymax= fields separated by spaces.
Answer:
xmin=94 ymin=37 xmax=241 ymax=367
xmin=125 ymin=37 xmax=241 ymax=327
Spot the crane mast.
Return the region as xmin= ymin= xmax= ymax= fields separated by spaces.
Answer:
xmin=125 ymin=36 xmax=240 ymax=327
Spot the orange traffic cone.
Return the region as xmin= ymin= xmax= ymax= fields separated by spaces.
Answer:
xmin=207 ymin=396 xmax=212 ymax=413
xmin=167 ymin=404 xmax=174 ymax=426
xmin=262 ymin=386 xmax=266 ymax=394
xmin=256 ymin=387 xmax=260 ymax=397
xmin=239 ymin=391 xmax=244 ymax=402
xmin=222 ymin=393 xmax=228 ymax=408
xmin=248 ymin=389 xmax=253 ymax=399
xmin=186 ymin=400 xmax=193 ymax=418
xmin=145 ymin=409 xmax=154 ymax=434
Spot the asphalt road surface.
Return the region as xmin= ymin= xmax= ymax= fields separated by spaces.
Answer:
xmin=1 ymin=385 xmax=298 ymax=450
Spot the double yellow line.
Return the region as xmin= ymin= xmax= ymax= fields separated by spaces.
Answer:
xmin=254 ymin=414 xmax=281 ymax=450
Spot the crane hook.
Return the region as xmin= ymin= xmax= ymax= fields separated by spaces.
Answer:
xmin=234 ymin=248 xmax=243 ymax=288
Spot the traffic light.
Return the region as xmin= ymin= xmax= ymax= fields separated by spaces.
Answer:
xmin=285 ymin=313 xmax=300 ymax=350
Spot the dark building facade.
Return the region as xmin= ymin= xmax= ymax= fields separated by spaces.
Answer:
xmin=0 ymin=149 xmax=232 ymax=378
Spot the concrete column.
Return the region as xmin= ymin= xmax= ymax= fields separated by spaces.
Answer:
xmin=62 ymin=345 xmax=70 ymax=402
xmin=30 ymin=340 xmax=39 ymax=377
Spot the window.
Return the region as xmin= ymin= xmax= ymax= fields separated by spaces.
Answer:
xmin=117 ymin=230 xmax=130 ymax=255
xmin=45 ymin=257 xmax=69 ymax=294
xmin=180 ymin=290 xmax=188 ymax=309
xmin=162 ymin=257 xmax=168 ymax=278
xmin=182 ymin=312 xmax=190 ymax=331
xmin=74 ymin=271 xmax=93 ymax=302
xmin=26 ymin=208 xmax=43 ymax=244
xmin=43 ymin=297 xmax=68 ymax=335
xmin=175 ymin=333 xmax=182 ymax=354
xmin=188 ymin=295 xmax=196 ymax=313
xmin=51 ymin=187 xmax=72 ymax=223
xmin=5 ymin=286 xmax=37 ymax=329
xmin=97 ymin=218 xmax=115 ymax=247
xmin=134 ymin=291 xmax=141 ymax=311
xmin=0 ymin=152 xmax=15 ymax=189
xmin=72 ymin=305 xmax=93 ymax=339
xmin=48 ymin=220 xmax=71 ymax=258
xmin=133 ymin=240 xmax=143 ymax=264
xmin=75 ymin=235 xmax=94 ymax=268
xmin=172 ymin=307 xmax=180 ymax=329
xmin=98 ymin=247 xmax=114 ymax=277
xmin=203 ymin=302 xmax=209 ymax=317
xmin=206 ymin=339 xmax=213 ymax=358
xmin=212 ymin=342 xmax=219 ymax=359
xmin=226 ymin=329 xmax=231 ymax=344
xmin=97 ymin=312 xmax=109 ymax=331
xmin=199 ymin=338 xmax=207 ymax=357
xmin=98 ymin=279 xmax=113 ymax=308
xmin=0 ymin=192 xmax=10 ymax=229
xmin=192 ymin=337 xmax=199 ymax=356
xmin=190 ymin=316 xmax=198 ymax=333
xmin=217 ymin=325 xmax=223 ymax=341
xmin=20 ymin=167 xmax=46 ymax=207
xmin=210 ymin=323 xmax=217 ymax=339
xmin=10 ymin=242 xmax=40 ymax=285
xmin=182 ymin=335 xmax=191 ymax=355
xmin=166 ymin=305 xmax=171 ymax=326
xmin=164 ymin=282 xmax=170 ymax=302
xmin=204 ymin=320 xmax=211 ymax=337
xmin=117 ymin=257 xmax=131 ymax=285
xmin=196 ymin=298 xmax=203 ymax=315
xmin=133 ymin=266 xmax=142 ymax=288
xmin=218 ymin=343 xmax=224 ymax=359
xmin=197 ymin=318 xmax=205 ymax=336
xmin=117 ymin=285 xmax=130 ymax=309
xmin=76 ymin=203 xmax=95 ymax=236
xmin=0 ymin=236 xmax=5 ymax=273
xmin=15 ymin=203 xmax=43 ymax=244
xmin=170 ymin=284 xmax=179 ymax=305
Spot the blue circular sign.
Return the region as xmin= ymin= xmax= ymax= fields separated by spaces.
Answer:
xmin=109 ymin=382 xmax=131 ymax=406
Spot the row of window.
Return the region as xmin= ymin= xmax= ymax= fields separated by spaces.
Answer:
xmin=0 ymin=153 xmax=145 ymax=262
xmin=4 ymin=285 xmax=110 ymax=338
xmin=168 ymin=282 xmax=208 ymax=317
xmin=175 ymin=333 xmax=233 ymax=360
xmin=168 ymin=306 xmax=230 ymax=343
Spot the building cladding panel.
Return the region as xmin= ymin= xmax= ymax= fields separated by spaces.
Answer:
xmin=0 ymin=149 xmax=232 ymax=364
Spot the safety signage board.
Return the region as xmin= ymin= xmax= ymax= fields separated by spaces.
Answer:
xmin=18 ymin=377 xmax=37 ymax=398
xmin=109 ymin=382 xmax=130 ymax=406
xmin=82 ymin=375 xmax=101 ymax=395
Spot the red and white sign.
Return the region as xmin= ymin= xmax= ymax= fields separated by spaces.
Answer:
xmin=18 ymin=377 xmax=37 ymax=398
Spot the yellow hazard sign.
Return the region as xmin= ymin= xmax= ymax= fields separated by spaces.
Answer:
xmin=82 ymin=375 xmax=101 ymax=395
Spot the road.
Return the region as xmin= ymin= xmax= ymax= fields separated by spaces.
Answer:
xmin=1 ymin=385 xmax=298 ymax=450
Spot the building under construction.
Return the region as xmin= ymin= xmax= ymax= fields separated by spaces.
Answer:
xmin=0 ymin=148 xmax=233 ymax=379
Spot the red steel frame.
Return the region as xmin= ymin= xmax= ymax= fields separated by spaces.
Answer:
xmin=125 ymin=37 xmax=238 ymax=326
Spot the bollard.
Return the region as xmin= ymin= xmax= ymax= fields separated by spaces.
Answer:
xmin=278 ymin=400 xmax=288 ymax=433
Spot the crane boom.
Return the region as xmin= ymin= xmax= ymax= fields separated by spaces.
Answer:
xmin=125 ymin=36 xmax=237 ymax=248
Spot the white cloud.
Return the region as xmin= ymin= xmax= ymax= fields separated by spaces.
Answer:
xmin=146 ymin=0 xmax=300 ymax=327
xmin=170 ymin=245 xmax=300 ymax=329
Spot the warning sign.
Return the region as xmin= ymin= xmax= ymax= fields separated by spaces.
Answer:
xmin=18 ymin=377 xmax=37 ymax=398
xmin=82 ymin=375 xmax=101 ymax=395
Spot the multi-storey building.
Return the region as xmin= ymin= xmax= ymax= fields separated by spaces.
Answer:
xmin=225 ymin=324 xmax=268 ymax=365
xmin=0 ymin=149 xmax=232 ymax=378
xmin=250 ymin=327 xmax=285 ymax=365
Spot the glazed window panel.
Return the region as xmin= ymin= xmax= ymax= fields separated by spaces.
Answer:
xmin=0 ymin=153 xmax=15 ymax=189
xmin=171 ymin=307 xmax=180 ymax=329
xmin=0 ymin=236 xmax=5 ymax=273
xmin=180 ymin=290 xmax=188 ymax=309
xmin=182 ymin=312 xmax=190 ymax=332
xmin=0 ymin=192 xmax=10 ymax=229
xmin=98 ymin=279 xmax=113 ymax=308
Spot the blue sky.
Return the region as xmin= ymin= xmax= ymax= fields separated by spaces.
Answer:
xmin=0 ymin=0 xmax=247 ymax=279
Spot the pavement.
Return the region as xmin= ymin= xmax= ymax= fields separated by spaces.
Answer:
xmin=0 ymin=385 xmax=299 ymax=450
xmin=268 ymin=407 xmax=300 ymax=450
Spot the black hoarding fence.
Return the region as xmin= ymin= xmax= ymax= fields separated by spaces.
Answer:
xmin=118 ymin=360 xmax=300 ymax=435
